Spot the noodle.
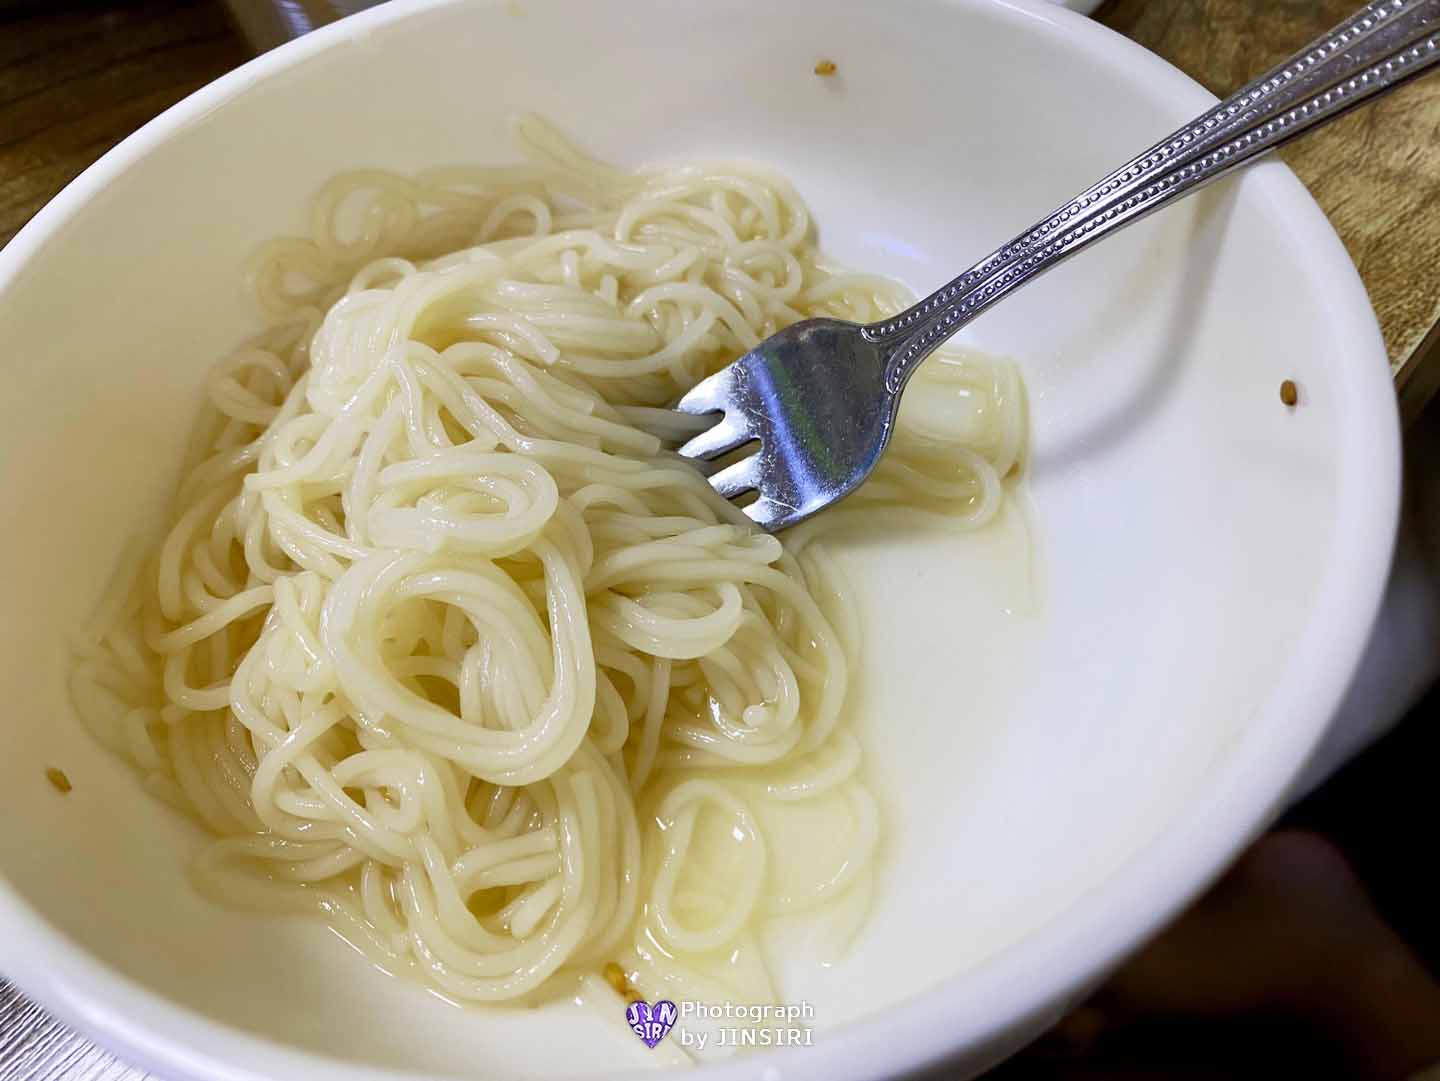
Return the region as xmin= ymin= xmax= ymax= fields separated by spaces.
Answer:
xmin=69 ymin=117 xmax=1024 ymax=1011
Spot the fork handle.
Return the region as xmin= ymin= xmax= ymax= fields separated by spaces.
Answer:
xmin=864 ymin=0 xmax=1440 ymax=394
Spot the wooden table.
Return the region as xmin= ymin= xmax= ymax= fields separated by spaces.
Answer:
xmin=4 ymin=0 xmax=1439 ymax=415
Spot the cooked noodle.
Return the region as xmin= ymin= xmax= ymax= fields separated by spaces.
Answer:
xmin=70 ymin=116 xmax=1024 ymax=1010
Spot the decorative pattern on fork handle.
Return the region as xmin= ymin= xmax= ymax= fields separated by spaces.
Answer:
xmin=865 ymin=0 xmax=1440 ymax=393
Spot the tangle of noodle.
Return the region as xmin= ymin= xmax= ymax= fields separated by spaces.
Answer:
xmin=70 ymin=116 xmax=1025 ymax=1010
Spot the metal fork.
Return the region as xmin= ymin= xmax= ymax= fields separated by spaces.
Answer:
xmin=675 ymin=0 xmax=1440 ymax=531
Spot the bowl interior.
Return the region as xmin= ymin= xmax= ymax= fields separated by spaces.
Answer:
xmin=0 ymin=0 xmax=1396 ymax=1079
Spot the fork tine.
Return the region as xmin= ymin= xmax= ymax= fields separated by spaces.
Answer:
xmin=677 ymin=414 xmax=752 ymax=461
xmin=708 ymin=455 xmax=761 ymax=498
xmin=674 ymin=367 xmax=734 ymax=416
xmin=743 ymin=496 xmax=796 ymax=530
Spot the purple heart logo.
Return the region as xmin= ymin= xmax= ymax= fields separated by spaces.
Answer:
xmin=625 ymin=999 xmax=678 ymax=1048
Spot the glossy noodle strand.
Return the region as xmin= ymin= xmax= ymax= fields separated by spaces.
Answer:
xmin=70 ymin=117 xmax=1024 ymax=1011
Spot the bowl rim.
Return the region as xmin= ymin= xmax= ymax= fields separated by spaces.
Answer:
xmin=0 ymin=0 xmax=1401 ymax=1078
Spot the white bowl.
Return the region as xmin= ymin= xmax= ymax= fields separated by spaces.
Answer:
xmin=0 ymin=0 xmax=1400 ymax=1079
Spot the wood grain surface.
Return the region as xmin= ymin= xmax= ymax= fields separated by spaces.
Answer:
xmin=0 ymin=1 xmax=247 ymax=249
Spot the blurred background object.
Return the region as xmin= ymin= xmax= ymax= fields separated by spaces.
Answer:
xmin=222 ymin=0 xmax=380 ymax=52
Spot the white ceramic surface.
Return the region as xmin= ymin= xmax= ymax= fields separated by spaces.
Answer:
xmin=0 ymin=1 xmax=1400 ymax=1079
